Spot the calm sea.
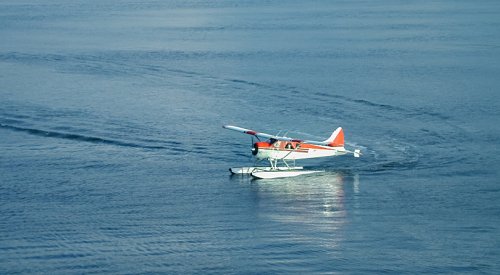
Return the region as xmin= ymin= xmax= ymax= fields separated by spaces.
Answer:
xmin=1 ymin=0 xmax=500 ymax=273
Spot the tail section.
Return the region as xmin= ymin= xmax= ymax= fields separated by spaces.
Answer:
xmin=324 ymin=127 xmax=344 ymax=147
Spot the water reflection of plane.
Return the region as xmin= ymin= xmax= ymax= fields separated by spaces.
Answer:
xmin=230 ymin=171 xmax=361 ymax=250
xmin=231 ymin=171 xmax=361 ymax=232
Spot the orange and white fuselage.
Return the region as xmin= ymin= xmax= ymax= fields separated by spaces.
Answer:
xmin=252 ymin=140 xmax=348 ymax=160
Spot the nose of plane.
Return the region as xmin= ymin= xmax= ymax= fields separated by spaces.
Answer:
xmin=252 ymin=141 xmax=271 ymax=159
xmin=252 ymin=143 xmax=258 ymax=155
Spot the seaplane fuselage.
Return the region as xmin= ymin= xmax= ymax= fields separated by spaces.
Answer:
xmin=252 ymin=140 xmax=347 ymax=161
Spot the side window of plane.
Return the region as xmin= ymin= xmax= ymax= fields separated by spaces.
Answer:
xmin=285 ymin=143 xmax=293 ymax=149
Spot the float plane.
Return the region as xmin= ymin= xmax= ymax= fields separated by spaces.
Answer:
xmin=223 ymin=125 xmax=361 ymax=179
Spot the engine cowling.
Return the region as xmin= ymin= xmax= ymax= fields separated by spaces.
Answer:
xmin=252 ymin=141 xmax=273 ymax=159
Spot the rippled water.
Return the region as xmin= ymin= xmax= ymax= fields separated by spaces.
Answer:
xmin=1 ymin=0 xmax=500 ymax=273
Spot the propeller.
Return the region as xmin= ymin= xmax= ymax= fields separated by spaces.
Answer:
xmin=251 ymin=136 xmax=256 ymax=155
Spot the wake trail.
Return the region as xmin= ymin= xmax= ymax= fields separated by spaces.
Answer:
xmin=0 ymin=123 xmax=181 ymax=151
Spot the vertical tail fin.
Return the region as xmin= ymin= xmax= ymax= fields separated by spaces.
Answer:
xmin=324 ymin=127 xmax=344 ymax=147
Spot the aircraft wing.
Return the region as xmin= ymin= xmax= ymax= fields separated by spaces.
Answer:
xmin=223 ymin=125 xmax=281 ymax=140
xmin=222 ymin=125 xmax=329 ymax=145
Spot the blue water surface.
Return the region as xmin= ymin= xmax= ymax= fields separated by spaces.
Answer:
xmin=1 ymin=0 xmax=500 ymax=273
